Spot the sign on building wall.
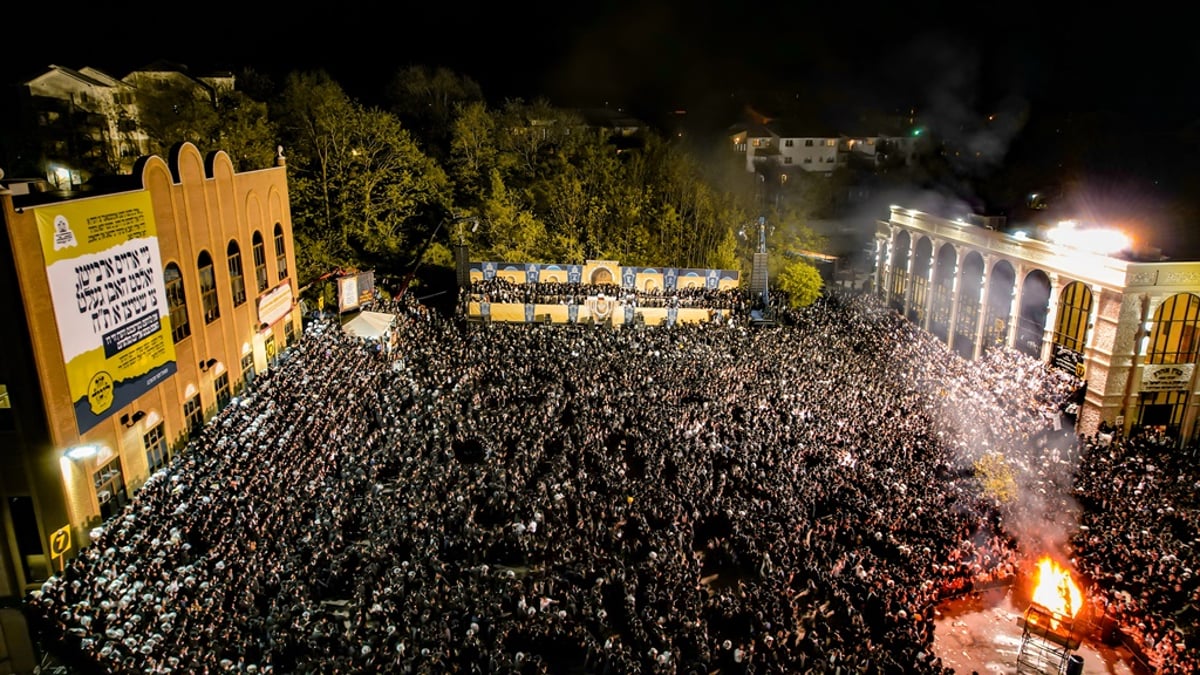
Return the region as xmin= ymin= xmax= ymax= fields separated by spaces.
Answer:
xmin=34 ymin=192 xmax=177 ymax=435
xmin=258 ymin=282 xmax=294 ymax=328
xmin=1141 ymin=363 xmax=1194 ymax=392
xmin=1051 ymin=344 xmax=1085 ymax=378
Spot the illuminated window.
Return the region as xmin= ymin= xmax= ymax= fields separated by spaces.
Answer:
xmin=143 ymin=422 xmax=167 ymax=473
xmin=253 ymin=232 xmax=268 ymax=292
xmin=1147 ymin=294 xmax=1200 ymax=365
xmin=198 ymin=251 xmax=220 ymax=324
xmin=184 ymin=394 xmax=203 ymax=437
xmin=227 ymin=240 xmax=246 ymax=307
xmin=1052 ymin=282 xmax=1093 ymax=353
xmin=93 ymin=457 xmax=128 ymax=521
xmin=164 ymin=263 xmax=191 ymax=343
xmin=241 ymin=352 xmax=255 ymax=387
xmin=215 ymin=371 xmax=231 ymax=410
xmin=274 ymin=224 xmax=288 ymax=281
xmin=0 ymin=384 xmax=9 ymax=408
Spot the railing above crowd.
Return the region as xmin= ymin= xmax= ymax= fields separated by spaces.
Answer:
xmin=457 ymin=278 xmax=802 ymax=327
xmin=460 ymin=278 xmax=755 ymax=310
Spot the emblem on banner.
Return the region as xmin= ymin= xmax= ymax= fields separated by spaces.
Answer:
xmin=52 ymin=214 xmax=79 ymax=250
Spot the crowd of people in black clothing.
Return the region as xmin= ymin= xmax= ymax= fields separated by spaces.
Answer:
xmin=24 ymin=287 xmax=1199 ymax=673
xmin=461 ymin=279 xmax=754 ymax=313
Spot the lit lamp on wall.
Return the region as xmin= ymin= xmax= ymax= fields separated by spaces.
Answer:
xmin=65 ymin=444 xmax=99 ymax=461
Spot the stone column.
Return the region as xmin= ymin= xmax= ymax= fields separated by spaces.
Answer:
xmin=1006 ymin=265 xmax=1026 ymax=349
xmin=1040 ymin=273 xmax=1063 ymax=362
xmin=972 ymin=255 xmax=994 ymax=359
xmin=901 ymin=235 xmax=917 ymax=318
xmin=922 ymin=243 xmax=939 ymax=332
xmin=872 ymin=238 xmax=887 ymax=298
xmin=947 ymin=246 xmax=964 ymax=352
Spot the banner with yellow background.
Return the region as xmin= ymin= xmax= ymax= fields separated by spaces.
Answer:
xmin=35 ymin=192 xmax=177 ymax=434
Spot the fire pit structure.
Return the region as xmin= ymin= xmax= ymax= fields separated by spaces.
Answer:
xmin=1015 ymin=557 xmax=1089 ymax=675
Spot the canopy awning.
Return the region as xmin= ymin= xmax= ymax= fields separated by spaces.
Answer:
xmin=342 ymin=311 xmax=395 ymax=340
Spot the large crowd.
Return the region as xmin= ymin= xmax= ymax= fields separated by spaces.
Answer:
xmin=24 ymin=288 xmax=1200 ymax=673
xmin=461 ymin=279 xmax=754 ymax=312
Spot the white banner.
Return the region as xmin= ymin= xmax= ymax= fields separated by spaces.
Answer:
xmin=1141 ymin=363 xmax=1195 ymax=392
xmin=338 ymin=275 xmax=359 ymax=313
xmin=257 ymin=282 xmax=293 ymax=328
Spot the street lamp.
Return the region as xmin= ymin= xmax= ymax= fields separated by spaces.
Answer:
xmin=65 ymin=445 xmax=99 ymax=461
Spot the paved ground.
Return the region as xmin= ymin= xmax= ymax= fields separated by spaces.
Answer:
xmin=932 ymin=586 xmax=1146 ymax=674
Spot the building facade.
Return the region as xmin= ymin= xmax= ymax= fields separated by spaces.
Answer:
xmin=875 ymin=206 xmax=1200 ymax=444
xmin=732 ymin=121 xmax=922 ymax=175
xmin=0 ymin=142 xmax=298 ymax=598
xmin=9 ymin=62 xmax=234 ymax=188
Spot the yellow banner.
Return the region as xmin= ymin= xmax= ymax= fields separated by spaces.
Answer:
xmin=34 ymin=192 xmax=177 ymax=434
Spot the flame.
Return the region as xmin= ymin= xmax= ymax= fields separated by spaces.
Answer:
xmin=1031 ymin=556 xmax=1083 ymax=619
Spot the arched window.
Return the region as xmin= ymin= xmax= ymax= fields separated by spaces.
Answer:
xmin=1051 ymin=281 xmax=1092 ymax=353
xmin=274 ymin=223 xmax=288 ymax=281
xmin=164 ymin=263 xmax=191 ymax=343
xmin=887 ymin=230 xmax=911 ymax=312
xmin=227 ymin=240 xmax=246 ymax=307
xmin=198 ymin=251 xmax=220 ymax=324
xmin=252 ymin=231 xmax=268 ymax=292
xmin=1138 ymin=293 xmax=1200 ymax=438
xmin=1147 ymin=294 xmax=1200 ymax=365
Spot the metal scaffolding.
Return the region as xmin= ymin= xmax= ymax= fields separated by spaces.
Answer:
xmin=1015 ymin=604 xmax=1083 ymax=675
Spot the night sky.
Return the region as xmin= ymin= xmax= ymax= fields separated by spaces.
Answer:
xmin=7 ymin=1 xmax=1198 ymax=255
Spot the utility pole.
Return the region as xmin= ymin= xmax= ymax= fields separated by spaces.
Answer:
xmin=398 ymin=214 xmax=475 ymax=300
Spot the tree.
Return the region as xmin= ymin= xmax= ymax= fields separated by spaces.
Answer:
xmin=134 ymin=76 xmax=218 ymax=159
xmin=386 ymin=66 xmax=483 ymax=160
xmin=974 ymin=452 xmax=1017 ymax=504
xmin=475 ymin=169 xmax=546 ymax=262
xmin=134 ymin=77 xmax=275 ymax=171
xmin=275 ymin=71 xmax=450 ymax=280
xmin=776 ymin=259 xmax=824 ymax=308
xmin=212 ymin=91 xmax=275 ymax=171
xmin=339 ymin=106 xmax=451 ymax=270
xmin=448 ymin=100 xmax=506 ymax=207
xmin=273 ymin=71 xmax=359 ymax=281
xmin=496 ymin=99 xmax=586 ymax=186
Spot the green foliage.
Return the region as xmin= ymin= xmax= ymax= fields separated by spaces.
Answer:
xmin=476 ymin=170 xmax=546 ymax=262
xmin=386 ymin=66 xmax=484 ymax=160
xmin=135 ymin=77 xmax=275 ymax=171
xmin=776 ymin=259 xmax=824 ymax=308
xmin=449 ymin=101 xmax=504 ymax=206
xmin=275 ymin=71 xmax=450 ymax=281
xmin=974 ymin=452 xmax=1017 ymax=503
xmin=124 ymin=66 xmax=844 ymax=284
xmin=212 ymin=92 xmax=276 ymax=171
